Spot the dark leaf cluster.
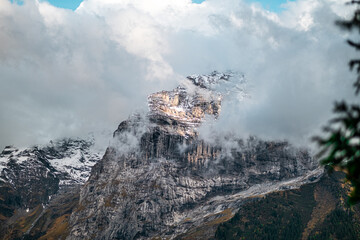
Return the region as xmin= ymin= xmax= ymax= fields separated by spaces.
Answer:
xmin=314 ymin=102 xmax=360 ymax=204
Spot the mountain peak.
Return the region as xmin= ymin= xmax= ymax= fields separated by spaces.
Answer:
xmin=147 ymin=71 xmax=246 ymax=137
xmin=186 ymin=71 xmax=243 ymax=89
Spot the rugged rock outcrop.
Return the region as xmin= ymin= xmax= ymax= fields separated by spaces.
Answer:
xmin=67 ymin=72 xmax=321 ymax=240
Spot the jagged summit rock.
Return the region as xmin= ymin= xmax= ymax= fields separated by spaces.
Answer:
xmin=1 ymin=146 xmax=18 ymax=155
xmin=147 ymin=71 xmax=246 ymax=138
xmin=66 ymin=72 xmax=321 ymax=240
xmin=148 ymin=86 xmax=221 ymax=137
xmin=187 ymin=71 xmax=243 ymax=88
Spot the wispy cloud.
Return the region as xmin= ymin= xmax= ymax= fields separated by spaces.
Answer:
xmin=0 ymin=0 xmax=355 ymax=149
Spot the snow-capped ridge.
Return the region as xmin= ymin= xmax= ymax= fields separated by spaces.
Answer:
xmin=0 ymin=137 xmax=103 ymax=186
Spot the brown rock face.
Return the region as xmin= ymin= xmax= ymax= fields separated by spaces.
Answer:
xmin=148 ymin=86 xmax=221 ymax=137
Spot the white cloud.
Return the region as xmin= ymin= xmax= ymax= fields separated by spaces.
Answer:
xmin=0 ymin=0 xmax=356 ymax=150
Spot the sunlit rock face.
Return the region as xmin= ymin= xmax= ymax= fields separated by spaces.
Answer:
xmin=67 ymin=72 xmax=321 ymax=240
xmin=148 ymin=83 xmax=221 ymax=137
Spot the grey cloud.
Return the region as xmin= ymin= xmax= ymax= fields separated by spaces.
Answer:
xmin=0 ymin=0 xmax=356 ymax=150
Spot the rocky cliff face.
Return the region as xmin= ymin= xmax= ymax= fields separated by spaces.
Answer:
xmin=67 ymin=72 xmax=321 ymax=240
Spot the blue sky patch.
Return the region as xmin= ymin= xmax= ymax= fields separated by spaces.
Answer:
xmin=44 ymin=0 xmax=83 ymax=10
xmin=9 ymin=0 xmax=24 ymax=5
xmin=192 ymin=0 xmax=206 ymax=4
xmin=252 ymin=0 xmax=291 ymax=12
xmin=12 ymin=0 xmax=291 ymax=12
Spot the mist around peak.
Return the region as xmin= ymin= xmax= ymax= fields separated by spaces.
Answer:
xmin=0 ymin=0 xmax=356 ymax=150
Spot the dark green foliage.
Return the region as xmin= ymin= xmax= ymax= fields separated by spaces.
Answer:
xmin=309 ymin=209 xmax=358 ymax=240
xmin=315 ymin=1 xmax=360 ymax=205
xmin=315 ymin=102 xmax=360 ymax=205
xmin=215 ymin=183 xmax=316 ymax=240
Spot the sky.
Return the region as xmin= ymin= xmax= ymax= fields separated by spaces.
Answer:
xmin=46 ymin=0 xmax=83 ymax=10
xmin=44 ymin=0 xmax=291 ymax=12
xmin=0 ymin=0 xmax=357 ymax=150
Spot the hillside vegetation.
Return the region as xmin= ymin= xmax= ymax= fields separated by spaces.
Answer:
xmin=215 ymin=171 xmax=360 ymax=240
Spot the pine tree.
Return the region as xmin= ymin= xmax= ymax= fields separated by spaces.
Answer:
xmin=315 ymin=1 xmax=360 ymax=205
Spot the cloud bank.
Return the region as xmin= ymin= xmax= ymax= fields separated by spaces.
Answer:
xmin=0 ymin=0 xmax=356 ymax=149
